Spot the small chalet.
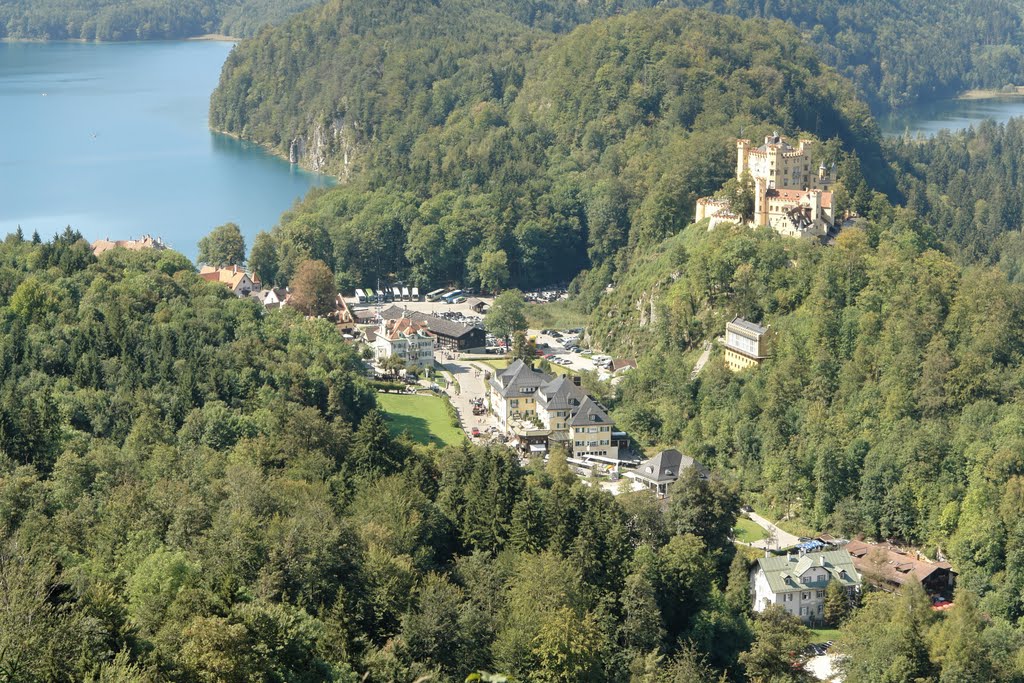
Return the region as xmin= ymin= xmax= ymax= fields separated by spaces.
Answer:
xmin=845 ymin=540 xmax=956 ymax=596
xmin=199 ymin=265 xmax=260 ymax=297
xmin=625 ymin=449 xmax=709 ymax=496
xmin=466 ymin=297 xmax=490 ymax=314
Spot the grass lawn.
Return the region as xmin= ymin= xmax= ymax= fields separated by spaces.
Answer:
xmin=734 ymin=517 xmax=768 ymax=543
xmin=807 ymin=627 xmax=841 ymax=644
xmin=524 ymin=300 xmax=588 ymax=330
xmin=376 ymin=393 xmax=465 ymax=448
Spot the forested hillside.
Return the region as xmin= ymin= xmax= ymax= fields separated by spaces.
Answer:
xmin=599 ymin=205 xmax=1024 ymax=634
xmin=214 ymin=5 xmax=884 ymax=295
xmin=0 ymin=228 xmax=786 ymax=681
xmin=0 ymin=0 xmax=322 ymax=40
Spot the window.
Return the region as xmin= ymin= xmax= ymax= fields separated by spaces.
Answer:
xmin=802 ymin=593 xmax=809 ymax=601
xmin=816 ymin=591 xmax=824 ymax=599
xmin=800 ymin=606 xmax=807 ymax=616
xmin=817 ymin=605 xmax=823 ymax=614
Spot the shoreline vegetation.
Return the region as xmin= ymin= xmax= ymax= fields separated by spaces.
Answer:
xmin=957 ymin=85 xmax=1024 ymax=99
xmin=187 ymin=33 xmax=238 ymax=41
xmin=2 ymin=33 xmax=238 ymax=43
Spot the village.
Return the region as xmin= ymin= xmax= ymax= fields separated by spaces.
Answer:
xmin=89 ymin=135 xmax=956 ymax=682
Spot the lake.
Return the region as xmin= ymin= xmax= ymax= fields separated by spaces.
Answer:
xmin=0 ymin=41 xmax=332 ymax=259
xmin=879 ymin=95 xmax=1024 ymax=137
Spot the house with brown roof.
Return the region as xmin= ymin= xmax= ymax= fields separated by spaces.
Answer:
xmin=372 ymin=317 xmax=435 ymax=369
xmin=379 ymin=305 xmax=486 ymax=351
xmin=845 ymin=540 xmax=956 ymax=596
xmin=199 ymin=265 xmax=260 ymax=297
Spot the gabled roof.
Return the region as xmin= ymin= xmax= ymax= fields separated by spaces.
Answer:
xmin=845 ymin=540 xmax=955 ymax=588
xmin=489 ymin=360 xmax=553 ymax=398
xmin=198 ymin=265 xmax=259 ymax=291
xmin=629 ymin=449 xmax=709 ymax=484
xmin=569 ymin=396 xmax=610 ymax=427
xmin=536 ymin=375 xmax=585 ymax=411
xmin=756 ymin=550 xmax=861 ymax=595
xmin=379 ymin=306 xmax=481 ymax=339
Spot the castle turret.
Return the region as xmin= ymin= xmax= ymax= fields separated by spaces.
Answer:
xmin=737 ymin=139 xmax=750 ymax=179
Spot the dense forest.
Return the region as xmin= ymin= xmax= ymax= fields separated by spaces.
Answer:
xmin=0 ymin=0 xmax=322 ymax=40
xmin=5 ymin=228 xmax=1024 ymax=681
xmin=0 ymin=229 xmax=800 ymax=680
xmin=595 ymin=200 xmax=1024 ymax=643
xmin=214 ymin=5 xmax=885 ymax=295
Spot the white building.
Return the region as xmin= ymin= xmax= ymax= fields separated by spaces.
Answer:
xmin=372 ymin=317 xmax=435 ymax=369
xmin=751 ymin=550 xmax=861 ymax=624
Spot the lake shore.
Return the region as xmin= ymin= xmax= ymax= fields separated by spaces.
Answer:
xmin=957 ymin=87 xmax=1024 ymax=100
xmin=187 ymin=34 xmax=239 ymax=42
xmin=2 ymin=34 xmax=238 ymax=43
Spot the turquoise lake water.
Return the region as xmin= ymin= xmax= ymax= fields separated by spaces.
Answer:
xmin=0 ymin=41 xmax=332 ymax=259
xmin=879 ymin=95 xmax=1024 ymax=137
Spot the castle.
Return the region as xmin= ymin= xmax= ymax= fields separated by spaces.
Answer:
xmin=696 ymin=134 xmax=836 ymax=240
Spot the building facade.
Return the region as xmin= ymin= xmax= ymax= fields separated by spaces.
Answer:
xmin=488 ymin=362 xmax=622 ymax=462
xmin=696 ymin=134 xmax=836 ymax=239
xmin=372 ymin=318 xmax=436 ymax=369
xmin=198 ymin=265 xmax=260 ymax=297
xmin=569 ymin=397 xmax=618 ymax=462
xmin=723 ymin=317 xmax=770 ymax=371
xmin=751 ymin=550 xmax=861 ymax=625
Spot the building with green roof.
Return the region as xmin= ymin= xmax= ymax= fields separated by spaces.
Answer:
xmin=751 ymin=549 xmax=861 ymax=624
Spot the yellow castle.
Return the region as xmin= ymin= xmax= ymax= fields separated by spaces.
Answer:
xmin=696 ymin=133 xmax=836 ymax=239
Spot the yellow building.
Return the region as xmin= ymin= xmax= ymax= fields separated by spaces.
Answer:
xmin=569 ymin=397 xmax=618 ymax=462
xmin=696 ymin=133 xmax=837 ymax=239
xmin=723 ymin=317 xmax=770 ymax=371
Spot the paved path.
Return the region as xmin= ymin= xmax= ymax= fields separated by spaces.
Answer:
xmin=690 ymin=341 xmax=712 ymax=379
xmin=748 ymin=512 xmax=801 ymax=550
xmin=439 ymin=354 xmax=500 ymax=442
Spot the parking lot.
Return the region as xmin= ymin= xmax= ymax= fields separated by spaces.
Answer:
xmin=530 ymin=329 xmax=611 ymax=379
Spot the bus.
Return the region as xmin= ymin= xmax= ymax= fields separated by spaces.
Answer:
xmin=401 ymin=286 xmax=410 ymax=300
xmin=392 ymin=287 xmax=402 ymax=301
xmin=411 ymin=287 xmax=420 ymax=301
xmin=426 ymin=288 xmax=445 ymax=302
xmin=355 ymin=289 xmax=366 ymax=303
xmin=442 ymin=289 xmax=463 ymax=303
xmin=365 ymin=288 xmax=375 ymax=301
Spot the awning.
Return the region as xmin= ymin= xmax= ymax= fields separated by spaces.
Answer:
xmin=529 ymin=444 xmax=547 ymax=453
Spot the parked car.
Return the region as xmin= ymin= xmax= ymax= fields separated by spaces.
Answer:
xmin=471 ymin=427 xmax=481 ymax=437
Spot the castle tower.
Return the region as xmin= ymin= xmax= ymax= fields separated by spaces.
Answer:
xmin=737 ymin=139 xmax=750 ymax=179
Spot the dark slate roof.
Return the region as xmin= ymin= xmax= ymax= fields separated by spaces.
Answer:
xmin=536 ymin=375 xmax=585 ymax=411
xmin=569 ymin=396 xmax=611 ymax=427
xmin=489 ymin=360 xmax=553 ymax=398
xmin=730 ymin=317 xmax=768 ymax=336
xmin=631 ymin=449 xmax=709 ymax=484
xmin=379 ymin=306 xmax=480 ymax=339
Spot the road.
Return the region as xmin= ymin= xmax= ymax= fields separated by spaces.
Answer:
xmin=439 ymin=353 xmax=501 ymax=442
xmin=748 ymin=512 xmax=802 ymax=550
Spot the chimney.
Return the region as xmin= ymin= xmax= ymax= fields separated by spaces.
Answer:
xmin=572 ymin=375 xmax=581 ymax=386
